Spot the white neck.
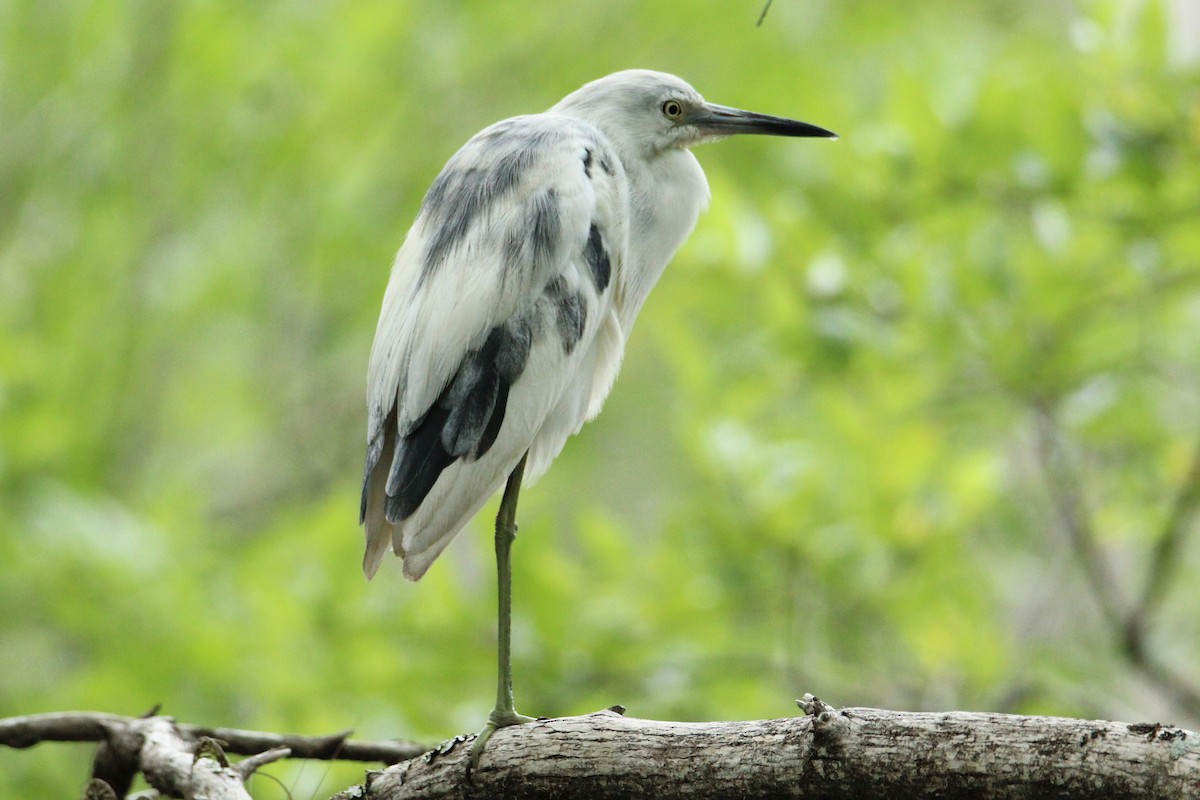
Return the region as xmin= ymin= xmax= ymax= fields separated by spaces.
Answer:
xmin=615 ymin=147 xmax=710 ymax=332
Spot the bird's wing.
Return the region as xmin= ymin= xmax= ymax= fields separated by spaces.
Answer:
xmin=361 ymin=114 xmax=627 ymax=580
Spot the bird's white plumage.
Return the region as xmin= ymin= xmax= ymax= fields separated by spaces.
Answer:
xmin=367 ymin=119 xmax=610 ymax=438
xmin=361 ymin=105 xmax=644 ymax=580
xmin=361 ymin=70 xmax=832 ymax=581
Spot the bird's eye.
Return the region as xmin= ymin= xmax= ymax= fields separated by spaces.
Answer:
xmin=662 ymin=100 xmax=684 ymax=120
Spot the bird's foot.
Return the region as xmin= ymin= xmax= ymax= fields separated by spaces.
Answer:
xmin=467 ymin=707 xmax=535 ymax=779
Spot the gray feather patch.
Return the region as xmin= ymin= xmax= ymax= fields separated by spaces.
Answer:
xmin=419 ymin=120 xmax=559 ymax=281
xmin=544 ymin=276 xmax=587 ymax=354
xmin=583 ymin=223 xmax=611 ymax=292
xmin=440 ymin=317 xmax=535 ymax=460
xmin=382 ymin=312 xmax=538 ymax=521
xmin=503 ymin=188 xmax=563 ymax=283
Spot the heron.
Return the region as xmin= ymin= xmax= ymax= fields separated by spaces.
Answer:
xmin=359 ymin=69 xmax=835 ymax=767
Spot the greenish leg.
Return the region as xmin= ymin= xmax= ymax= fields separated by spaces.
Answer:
xmin=468 ymin=453 xmax=534 ymax=775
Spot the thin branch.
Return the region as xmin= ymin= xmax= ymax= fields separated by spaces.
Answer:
xmin=0 ymin=711 xmax=425 ymax=764
xmin=179 ymin=722 xmax=423 ymax=763
xmin=236 ymin=746 xmax=292 ymax=779
xmin=756 ymin=0 xmax=774 ymax=27
xmin=1129 ymin=431 xmax=1200 ymax=634
xmin=1032 ymin=405 xmax=1126 ymax=629
xmin=0 ymin=711 xmax=127 ymax=748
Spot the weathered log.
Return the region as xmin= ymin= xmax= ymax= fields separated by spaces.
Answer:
xmin=356 ymin=702 xmax=1199 ymax=799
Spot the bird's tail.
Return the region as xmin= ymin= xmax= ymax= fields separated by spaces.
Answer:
xmin=362 ymin=520 xmax=393 ymax=580
xmin=361 ymin=425 xmax=399 ymax=580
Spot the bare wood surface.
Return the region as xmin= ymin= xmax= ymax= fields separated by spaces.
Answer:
xmin=136 ymin=717 xmax=264 ymax=800
xmin=358 ymin=703 xmax=1200 ymax=800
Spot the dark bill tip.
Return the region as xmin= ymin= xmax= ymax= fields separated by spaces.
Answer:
xmin=693 ymin=103 xmax=838 ymax=140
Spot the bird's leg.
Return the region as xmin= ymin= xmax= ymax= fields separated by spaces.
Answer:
xmin=468 ymin=453 xmax=534 ymax=774
xmin=488 ymin=452 xmax=534 ymax=726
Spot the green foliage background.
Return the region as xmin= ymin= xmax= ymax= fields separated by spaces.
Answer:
xmin=2 ymin=0 xmax=1198 ymax=795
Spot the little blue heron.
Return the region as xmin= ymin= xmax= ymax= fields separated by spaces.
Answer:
xmin=359 ymin=69 xmax=835 ymax=767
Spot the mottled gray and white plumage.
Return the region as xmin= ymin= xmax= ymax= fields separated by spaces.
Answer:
xmin=360 ymin=70 xmax=835 ymax=581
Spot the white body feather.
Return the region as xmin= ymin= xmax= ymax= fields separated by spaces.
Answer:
xmin=361 ymin=72 xmax=759 ymax=580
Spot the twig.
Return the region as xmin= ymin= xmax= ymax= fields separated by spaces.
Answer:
xmin=236 ymin=746 xmax=292 ymax=779
xmin=179 ymin=722 xmax=422 ymax=763
xmin=756 ymin=0 xmax=774 ymax=27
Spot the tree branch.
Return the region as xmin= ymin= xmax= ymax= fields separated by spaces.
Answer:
xmin=1032 ymin=406 xmax=1126 ymax=629
xmin=1032 ymin=406 xmax=1200 ymax=719
xmin=351 ymin=704 xmax=1198 ymax=800
xmin=136 ymin=717 xmax=255 ymax=800
xmin=178 ymin=722 xmax=421 ymax=763
xmin=756 ymin=0 xmax=774 ymax=27
xmin=0 ymin=711 xmax=424 ymax=763
xmin=1128 ymin=431 xmax=1200 ymax=643
xmin=234 ymin=746 xmax=292 ymax=779
xmin=0 ymin=711 xmax=427 ymax=799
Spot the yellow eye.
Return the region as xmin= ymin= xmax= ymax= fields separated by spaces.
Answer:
xmin=662 ymin=99 xmax=684 ymax=120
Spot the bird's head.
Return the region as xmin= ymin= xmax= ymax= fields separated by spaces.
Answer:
xmin=552 ymin=69 xmax=836 ymax=159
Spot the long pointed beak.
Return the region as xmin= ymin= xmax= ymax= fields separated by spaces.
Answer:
xmin=690 ymin=103 xmax=837 ymax=140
